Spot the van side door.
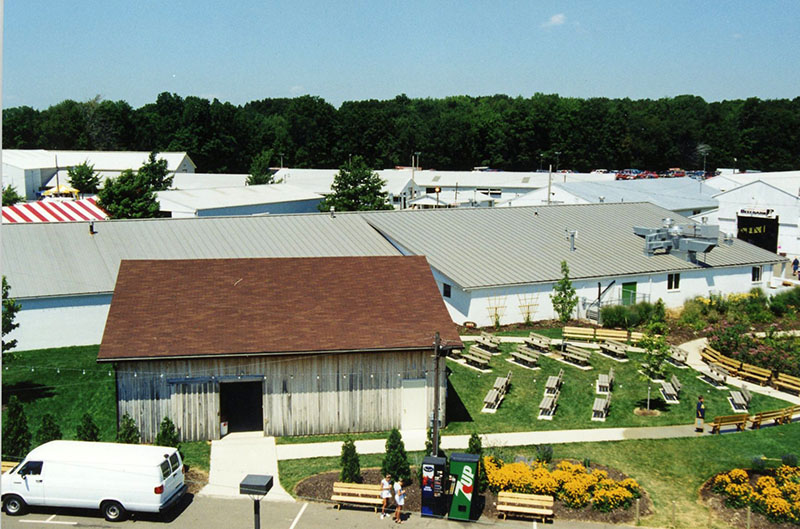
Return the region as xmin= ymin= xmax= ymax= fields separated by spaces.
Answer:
xmin=13 ymin=461 xmax=45 ymax=506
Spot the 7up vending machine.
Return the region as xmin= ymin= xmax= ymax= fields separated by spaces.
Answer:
xmin=447 ymin=453 xmax=480 ymax=521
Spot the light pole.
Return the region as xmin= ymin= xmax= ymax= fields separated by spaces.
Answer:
xmin=555 ymin=151 xmax=561 ymax=172
xmin=539 ymin=153 xmax=544 ymax=171
xmin=733 ymin=157 xmax=737 ymax=174
xmin=415 ymin=151 xmax=421 ymax=170
xmin=280 ymin=153 xmax=284 ymax=169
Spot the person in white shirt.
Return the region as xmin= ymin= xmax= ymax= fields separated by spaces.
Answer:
xmin=393 ymin=478 xmax=406 ymax=524
xmin=380 ymin=474 xmax=392 ymax=519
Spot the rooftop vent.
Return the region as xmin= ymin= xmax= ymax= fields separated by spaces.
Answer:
xmin=633 ymin=220 xmax=720 ymax=263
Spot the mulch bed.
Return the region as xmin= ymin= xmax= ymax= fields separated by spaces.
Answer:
xmin=185 ymin=468 xmax=209 ymax=495
xmin=295 ymin=461 xmax=653 ymax=524
xmin=700 ymin=472 xmax=798 ymax=529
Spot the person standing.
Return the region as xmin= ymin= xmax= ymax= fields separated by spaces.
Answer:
xmin=696 ymin=395 xmax=706 ymax=432
xmin=380 ymin=474 xmax=392 ymax=519
xmin=394 ymin=478 xmax=406 ymax=524
xmin=792 ymin=257 xmax=799 ymax=277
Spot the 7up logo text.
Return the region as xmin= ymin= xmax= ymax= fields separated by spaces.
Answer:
xmin=454 ymin=465 xmax=474 ymax=502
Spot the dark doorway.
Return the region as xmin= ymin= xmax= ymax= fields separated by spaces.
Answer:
xmin=737 ymin=214 xmax=779 ymax=253
xmin=219 ymin=381 xmax=263 ymax=433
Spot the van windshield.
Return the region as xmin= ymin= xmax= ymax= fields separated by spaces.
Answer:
xmin=169 ymin=453 xmax=180 ymax=473
xmin=160 ymin=460 xmax=171 ymax=480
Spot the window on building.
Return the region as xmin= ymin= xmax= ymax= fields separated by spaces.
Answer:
xmin=752 ymin=266 xmax=762 ymax=283
xmin=667 ymin=273 xmax=680 ymax=291
xmin=443 ymin=283 xmax=452 ymax=298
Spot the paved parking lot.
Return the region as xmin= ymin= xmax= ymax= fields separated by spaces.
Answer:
xmin=0 ymin=495 xmax=638 ymax=529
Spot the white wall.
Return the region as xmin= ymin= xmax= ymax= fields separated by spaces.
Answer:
xmin=8 ymin=295 xmax=111 ymax=351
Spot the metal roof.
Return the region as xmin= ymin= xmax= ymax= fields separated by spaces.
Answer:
xmin=156 ymin=183 xmax=321 ymax=213
xmin=411 ymin=170 xmax=616 ymax=189
xmin=171 ymin=173 xmax=250 ymax=190
xmin=3 ymin=149 xmax=194 ymax=172
xmin=362 ymin=202 xmax=784 ymax=290
xmin=273 ymin=168 xmax=414 ymax=196
xmin=2 ymin=214 xmax=399 ymax=299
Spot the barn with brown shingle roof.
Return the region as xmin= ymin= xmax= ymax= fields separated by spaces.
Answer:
xmin=98 ymin=255 xmax=461 ymax=441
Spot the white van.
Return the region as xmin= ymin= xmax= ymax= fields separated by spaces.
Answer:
xmin=1 ymin=440 xmax=187 ymax=521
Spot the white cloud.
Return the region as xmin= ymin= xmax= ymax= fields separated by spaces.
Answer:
xmin=542 ymin=13 xmax=566 ymax=28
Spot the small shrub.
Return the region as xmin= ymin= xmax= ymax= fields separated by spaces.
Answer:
xmin=752 ymin=456 xmax=767 ymax=472
xmin=381 ymin=429 xmax=411 ymax=482
xmin=116 ymin=413 xmax=140 ymax=444
xmin=36 ymin=414 xmax=62 ymax=445
xmin=76 ymin=413 xmax=100 ymax=441
xmin=2 ymin=396 xmax=31 ymax=458
xmin=782 ymin=454 xmax=798 ymax=468
xmin=467 ymin=433 xmax=487 ymax=492
xmin=340 ymin=437 xmax=361 ymax=483
xmin=155 ymin=416 xmax=180 ymax=447
xmin=535 ymin=444 xmax=553 ymax=464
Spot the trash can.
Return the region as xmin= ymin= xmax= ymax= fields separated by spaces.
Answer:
xmin=448 ymin=452 xmax=480 ymax=521
xmin=220 ymin=421 xmax=229 ymax=437
xmin=421 ymin=455 xmax=447 ymax=517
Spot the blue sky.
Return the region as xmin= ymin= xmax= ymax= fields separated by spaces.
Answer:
xmin=4 ymin=1 xmax=799 ymax=109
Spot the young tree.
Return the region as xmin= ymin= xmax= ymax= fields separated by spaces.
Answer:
xmin=246 ymin=149 xmax=276 ymax=185
xmin=116 ymin=412 xmax=140 ymax=444
xmin=339 ymin=436 xmax=361 ymax=483
xmin=155 ymin=417 xmax=180 ymax=447
xmin=318 ymin=156 xmax=392 ymax=212
xmin=76 ymin=413 xmax=101 ymax=441
xmin=2 ymin=276 xmax=22 ymax=356
xmin=550 ymin=260 xmax=578 ymax=323
xmin=381 ymin=428 xmax=411 ymax=482
xmin=97 ymin=169 xmax=160 ymax=219
xmin=466 ymin=433 xmax=488 ymax=492
xmin=67 ymin=161 xmax=101 ymax=195
xmin=36 ymin=414 xmax=63 ymax=445
xmin=639 ymin=324 xmax=671 ymax=411
xmin=3 ymin=185 xmax=24 ymax=206
xmin=138 ymin=152 xmax=173 ymax=191
xmin=3 ymin=396 xmax=31 ymax=458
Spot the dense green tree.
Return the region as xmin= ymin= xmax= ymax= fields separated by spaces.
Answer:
xmin=3 ymin=396 xmax=31 ymax=458
xmin=246 ymin=149 xmax=276 ymax=185
xmin=138 ymin=152 xmax=173 ymax=191
xmin=381 ymin=429 xmax=411 ymax=482
xmin=97 ymin=169 xmax=159 ymax=219
xmin=550 ymin=261 xmax=578 ymax=324
xmin=318 ymin=156 xmax=392 ymax=212
xmin=67 ymin=161 xmax=101 ymax=195
xmin=3 ymin=185 xmax=24 ymax=206
xmin=155 ymin=416 xmax=180 ymax=447
xmin=116 ymin=413 xmax=140 ymax=444
xmin=36 ymin=414 xmax=62 ymax=445
xmin=339 ymin=437 xmax=361 ymax=483
xmin=2 ymin=276 xmax=22 ymax=355
xmin=76 ymin=413 xmax=101 ymax=441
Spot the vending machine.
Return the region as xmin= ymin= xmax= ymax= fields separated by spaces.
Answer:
xmin=420 ymin=455 xmax=447 ymax=517
xmin=447 ymin=452 xmax=480 ymax=521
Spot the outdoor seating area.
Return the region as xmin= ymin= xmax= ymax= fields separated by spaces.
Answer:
xmin=773 ymin=373 xmax=800 ymax=395
xmin=545 ymin=368 xmax=564 ymax=395
xmin=595 ymin=329 xmax=629 ymax=342
xmin=659 ymin=374 xmax=682 ymax=404
xmin=747 ymin=405 xmax=800 ymax=429
xmin=598 ymin=339 xmax=629 ymax=361
xmin=702 ymin=362 xmax=729 ymax=388
xmin=524 ymin=332 xmax=552 ymax=353
xmin=667 ymin=345 xmax=688 ymax=367
xmin=496 ymin=491 xmax=555 ymax=522
xmin=592 ymin=394 xmax=611 ymax=422
xmin=562 ymin=326 xmax=596 ymax=343
xmin=462 ymin=345 xmax=492 ymax=370
xmin=510 ymin=344 xmax=539 ymax=369
xmin=709 ymin=414 xmax=749 ymax=434
xmin=482 ymin=371 xmax=513 ymax=413
xmin=729 ymin=385 xmax=752 ymax=412
xmin=701 ymin=344 xmax=800 ymax=394
xmin=538 ymin=391 xmax=559 ymax=420
xmin=561 ymin=344 xmax=592 ymax=367
xmin=595 ymin=367 xmax=614 ymax=395
xmin=476 ymin=331 xmax=502 ymax=353
xmin=330 ymin=482 xmax=383 ymax=511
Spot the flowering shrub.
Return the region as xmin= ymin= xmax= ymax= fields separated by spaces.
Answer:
xmin=713 ymin=466 xmax=800 ymax=524
xmin=483 ymin=456 xmax=640 ymax=512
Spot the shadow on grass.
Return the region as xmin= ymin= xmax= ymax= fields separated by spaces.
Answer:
xmin=634 ymin=397 xmax=671 ymax=412
xmin=445 ymin=379 xmax=472 ymax=424
xmin=2 ymin=381 xmax=56 ymax=404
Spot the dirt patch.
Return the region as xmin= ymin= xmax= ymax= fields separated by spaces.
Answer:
xmin=185 ymin=468 xmax=209 ymax=495
xmin=699 ymin=473 xmax=797 ymax=529
xmin=295 ymin=461 xmax=653 ymax=524
xmin=634 ymin=407 xmax=662 ymax=417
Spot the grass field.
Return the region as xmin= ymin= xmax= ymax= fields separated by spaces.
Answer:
xmin=442 ymin=341 xmax=791 ymax=435
xmin=278 ymin=422 xmax=800 ymax=529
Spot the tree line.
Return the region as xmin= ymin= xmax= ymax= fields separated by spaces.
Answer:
xmin=4 ymin=93 xmax=799 ymax=173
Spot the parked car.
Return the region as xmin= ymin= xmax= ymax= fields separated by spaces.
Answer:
xmin=2 ymin=440 xmax=187 ymax=521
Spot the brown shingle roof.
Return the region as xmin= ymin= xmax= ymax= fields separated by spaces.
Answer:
xmin=98 ymin=256 xmax=461 ymax=361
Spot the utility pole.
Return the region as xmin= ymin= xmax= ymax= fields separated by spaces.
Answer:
xmin=432 ymin=332 xmax=441 ymax=456
xmin=547 ymin=164 xmax=553 ymax=205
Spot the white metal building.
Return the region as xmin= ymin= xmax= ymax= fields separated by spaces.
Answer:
xmin=156 ymin=183 xmax=323 ymax=217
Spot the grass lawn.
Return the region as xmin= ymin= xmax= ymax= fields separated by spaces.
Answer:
xmin=443 ymin=341 xmax=792 ymax=435
xmin=180 ymin=441 xmax=211 ymax=471
xmin=278 ymin=422 xmax=800 ymax=529
xmin=2 ymin=345 xmax=117 ymax=447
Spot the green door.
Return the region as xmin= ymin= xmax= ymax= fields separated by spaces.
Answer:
xmin=621 ymin=282 xmax=637 ymax=306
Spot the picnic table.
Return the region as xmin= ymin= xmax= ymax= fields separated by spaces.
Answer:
xmin=545 ymin=368 xmax=564 ymax=395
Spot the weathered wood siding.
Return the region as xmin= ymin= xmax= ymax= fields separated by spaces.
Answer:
xmin=115 ymin=350 xmax=446 ymax=442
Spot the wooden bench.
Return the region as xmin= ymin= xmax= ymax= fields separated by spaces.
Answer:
xmin=496 ymin=491 xmax=555 ymax=521
xmin=483 ymin=371 xmax=513 ymax=412
xmin=545 ymin=368 xmax=564 ymax=395
xmin=700 ymin=345 xmax=722 ymax=366
xmin=562 ymin=344 xmax=592 ymax=366
xmin=773 ymin=372 xmax=800 ymax=395
xmin=596 ymin=367 xmax=614 ymax=395
xmin=667 ymin=345 xmax=688 ymax=367
xmin=463 ymin=344 xmax=493 ymax=368
xmin=511 ymin=345 xmax=539 ymax=368
xmin=525 ymin=332 xmax=552 ymax=352
xmin=660 ymin=374 xmax=682 ymax=404
xmin=595 ymin=328 xmax=629 ymax=342
xmin=599 ymin=339 xmax=628 ymax=360
xmin=538 ymin=392 xmax=559 ymax=420
xmin=748 ymin=408 xmax=790 ymax=429
xmin=739 ymin=362 xmax=772 ymax=386
xmin=628 ymin=331 xmax=645 ymax=343
xmin=562 ymin=326 xmax=595 ymax=343
xmin=477 ymin=331 xmax=502 ymax=352
xmin=705 ymin=363 xmax=729 ymax=387
xmin=331 ymin=482 xmax=383 ymax=511
xmin=709 ymin=414 xmax=749 ymax=434
xmin=592 ymin=395 xmax=611 ymax=421
xmin=729 ymin=385 xmax=751 ymax=411
xmin=715 ymin=354 xmax=742 ymax=377
xmin=785 ymin=404 xmax=800 ymax=422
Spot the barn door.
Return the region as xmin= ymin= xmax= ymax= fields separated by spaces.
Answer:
xmin=401 ymin=378 xmax=427 ymax=430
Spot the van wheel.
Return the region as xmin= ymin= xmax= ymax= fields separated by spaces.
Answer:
xmin=101 ymin=500 xmax=127 ymax=522
xmin=3 ymin=494 xmax=27 ymax=516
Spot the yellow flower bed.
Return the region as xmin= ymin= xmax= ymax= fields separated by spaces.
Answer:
xmin=483 ymin=456 xmax=640 ymax=512
xmin=712 ymin=466 xmax=800 ymax=524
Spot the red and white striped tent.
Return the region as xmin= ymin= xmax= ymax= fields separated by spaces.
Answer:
xmin=2 ymin=197 xmax=109 ymax=223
